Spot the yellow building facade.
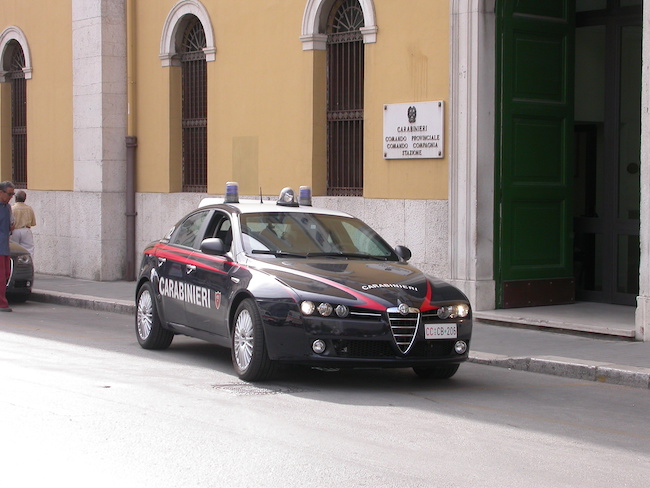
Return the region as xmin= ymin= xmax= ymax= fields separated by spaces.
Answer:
xmin=1 ymin=0 xmax=455 ymax=281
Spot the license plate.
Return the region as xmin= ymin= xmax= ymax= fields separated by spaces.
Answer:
xmin=424 ymin=323 xmax=457 ymax=339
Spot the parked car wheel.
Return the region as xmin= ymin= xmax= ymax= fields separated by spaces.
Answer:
xmin=136 ymin=282 xmax=174 ymax=350
xmin=413 ymin=364 xmax=460 ymax=379
xmin=231 ymin=299 xmax=274 ymax=381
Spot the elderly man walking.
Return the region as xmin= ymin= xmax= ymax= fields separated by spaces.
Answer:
xmin=0 ymin=181 xmax=16 ymax=312
xmin=11 ymin=190 xmax=36 ymax=256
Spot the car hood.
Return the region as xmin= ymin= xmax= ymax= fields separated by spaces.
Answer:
xmin=252 ymin=258 xmax=468 ymax=311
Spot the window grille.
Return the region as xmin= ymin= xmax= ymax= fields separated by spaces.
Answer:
xmin=180 ymin=18 xmax=207 ymax=192
xmin=326 ymin=0 xmax=364 ymax=196
xmin=9 ymin=45 xmax=27 ymax=188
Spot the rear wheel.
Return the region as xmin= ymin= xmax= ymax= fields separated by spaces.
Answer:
xmin=413 ymin=364 xmax=459 ymax=379
xmin=231 ymin=299 xmax=274 ymax=382
xmin=136 ymin=282 xmax=173 ymax=350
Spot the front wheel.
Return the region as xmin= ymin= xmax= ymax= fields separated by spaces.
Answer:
xmin=413 ymin=364 xmax=460 ymax=379
xmin=231 ymin=299 xmax=274 ymax=382
xmin=136 ymin=282 xmax=174 ymax=350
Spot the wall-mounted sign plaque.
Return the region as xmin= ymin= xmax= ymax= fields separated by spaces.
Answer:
xmin=383 ymin=101 xmax=444 ymax=159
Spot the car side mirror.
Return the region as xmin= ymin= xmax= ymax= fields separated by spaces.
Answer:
xmin=394 ymin=245 xmax=412 ymax=262
xmin=200 ymin=238 xmax=227 ymax=256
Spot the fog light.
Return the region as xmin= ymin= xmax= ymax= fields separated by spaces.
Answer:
xmin=454 ymin=341 xmax=467 ymax=355
xmin=456 ymin=304 xmax=470 ymax=318
xmin=312 ymin=339 xmax=326 ymax=354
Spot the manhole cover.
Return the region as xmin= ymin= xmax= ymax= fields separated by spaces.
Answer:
xmin=212 ymin=382 xmax=308 ymax=396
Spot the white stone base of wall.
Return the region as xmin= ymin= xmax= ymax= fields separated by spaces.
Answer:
xmin=313 ymin=196 xmax=450 ymax=280
xmin=30 ymin=190 xmax=451 ymax=286
xmin=26 ymin=189 xmax=126 ymax=280
xmin=134 ymin=193 xmax=452 ymax=282
xmin=635 ymin=296 xmax=650 ymax=341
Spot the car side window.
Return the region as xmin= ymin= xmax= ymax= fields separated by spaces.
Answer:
xmin=170 ymin=210 xmax=210 ymax=249
xmin=205 ymin=213 xmax=233 ymax=252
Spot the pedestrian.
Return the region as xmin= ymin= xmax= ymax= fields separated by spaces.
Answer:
xmin=0 ymin=181 xmax=16 ymax=312
xmin=11 ymin=190 xmax=36 ymax=256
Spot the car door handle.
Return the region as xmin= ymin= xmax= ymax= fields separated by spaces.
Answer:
xmin=186 ymin=264 xmax=196 ymax=274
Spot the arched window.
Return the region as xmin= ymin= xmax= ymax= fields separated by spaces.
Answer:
xmin=180 ymin=17 xmax=207 ymax=192
xmin=326 ymin=0 xmax=364 ymax=196
xmin=5 ymin=41 xmax=27 ymax=188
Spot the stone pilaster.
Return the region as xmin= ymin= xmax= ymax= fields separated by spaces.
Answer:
xmin=449 ymin=0 xmax=496 ymax=310
xmin=71 ymin=0 xmax=127 ymax=280
xmin=636 ymin=0 xmax=650 ymax=340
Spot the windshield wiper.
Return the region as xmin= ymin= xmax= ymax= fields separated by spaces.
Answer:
xmin=251 ymin=250 xmax=308 ymax=258
xmin=306 ymin=252 xmax=388 ymax=261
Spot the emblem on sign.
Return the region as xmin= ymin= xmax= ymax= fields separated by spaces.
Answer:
xmin=407 ymin=106 xmax=417 ymax=123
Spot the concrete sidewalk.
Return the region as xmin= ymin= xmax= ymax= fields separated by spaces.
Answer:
xmin=28 ymin=273 xmax=650 ymax=389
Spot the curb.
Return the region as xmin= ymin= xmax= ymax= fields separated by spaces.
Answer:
xmin=469 ymin=352 xmax=650 ymax=390
xmin=31 ymin=290 xmax=136 ymax=316
xmin=31 ymin=289 xmax=650 ymax=390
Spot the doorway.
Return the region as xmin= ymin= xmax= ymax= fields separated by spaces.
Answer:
xmin=495 ymin=0 xmax=642 ymax=308
xmin=573 ymin=0 xmax=642 ymax=305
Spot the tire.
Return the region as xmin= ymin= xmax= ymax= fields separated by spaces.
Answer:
xmin=136 ymin=282 xmax=174 ymax=350
xmin=413 ymin=364 xmax=460 ymax=379
xmin=231 ymin=298 xmax=274 ymax=382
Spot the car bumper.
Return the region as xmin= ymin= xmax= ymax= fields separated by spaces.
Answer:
xmin=8 ymin=262 xmax=34 ymax=295
xmin=259 ymin=301 xmax=472 ymax=367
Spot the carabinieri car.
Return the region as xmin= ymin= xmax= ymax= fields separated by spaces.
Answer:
xmin=135 ymin=184 xmax=472 ymax=382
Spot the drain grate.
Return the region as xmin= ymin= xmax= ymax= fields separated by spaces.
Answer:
xmin=212 ymin=382 xmax=308 ymax=396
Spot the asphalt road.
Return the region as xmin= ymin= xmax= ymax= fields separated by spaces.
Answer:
xmin=1 ymin=301 xmax=649 ymax=488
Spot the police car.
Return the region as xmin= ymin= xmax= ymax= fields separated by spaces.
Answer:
xmin=135 ymin=183 xmax=472 ymax=381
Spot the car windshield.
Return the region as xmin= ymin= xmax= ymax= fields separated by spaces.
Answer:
xmin=240 ymin=212 xmax=397 ymax=260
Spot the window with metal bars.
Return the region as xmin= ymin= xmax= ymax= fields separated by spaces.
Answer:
xmin=326 ymin=0 xmax=365 ymax=196
xmin=8 ymin=43 xmax=27 ymax=188
xmin=180 ymin=18 xmax=207 ymax=192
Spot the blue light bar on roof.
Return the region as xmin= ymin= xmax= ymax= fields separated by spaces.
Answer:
xmin=225 ymin=182 xmax=239 ymax=203
xmin=299 ymin=186 xmax=312 ymax=206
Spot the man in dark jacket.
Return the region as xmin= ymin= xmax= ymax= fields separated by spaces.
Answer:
xmin=0 ymin=181 xmax=16 ymax=312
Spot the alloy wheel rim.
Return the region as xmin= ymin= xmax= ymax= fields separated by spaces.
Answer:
xmin=234 ymin=309 xmax=254 ymax=371
xmin=137 ymin=289 xmax=153 ymax=340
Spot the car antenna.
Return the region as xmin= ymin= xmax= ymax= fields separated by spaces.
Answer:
xmin=260 ymin=187 xmax=263 ymax=204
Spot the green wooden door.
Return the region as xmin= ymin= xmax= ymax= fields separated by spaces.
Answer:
xmin=495 ymin=0 xmax=575 ymax=308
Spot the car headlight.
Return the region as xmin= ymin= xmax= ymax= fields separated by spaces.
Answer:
xmin=436 ymin=304 xmax=470 ymax=319
xmin=301 ymin=301 xmax=316 ymax=315
xmin=317 ymin=302 xmax=333 ymax=316
xmin=456 ymin=303 xmax=470 ymax=318
xmin=16 ymin=254 xmax=31 ymax=265
xmin=301 ymin=301 xmax=350 ymax=318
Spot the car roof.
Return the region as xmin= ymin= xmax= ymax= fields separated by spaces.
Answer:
xmin=198 ymin=198 xmax=353 ymax=218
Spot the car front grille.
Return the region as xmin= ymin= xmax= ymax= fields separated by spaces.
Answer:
xmin=387 ymin=309 xmax=420 ymax=354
